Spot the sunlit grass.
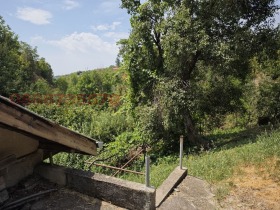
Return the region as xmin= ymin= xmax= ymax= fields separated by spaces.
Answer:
xmin=186 ymin=128 xmax=280 ymax=183
xmin=118 ymin=128 xmax=280 ymax=188
xmin=50 ymin=127 xmax=280 ymax=191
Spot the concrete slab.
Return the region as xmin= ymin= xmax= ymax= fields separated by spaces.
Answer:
xmin=35 ymin=163 xmax=156 ymax=210
xmin=35 ymin=164 xmax=66 ymax=186
xmin=4 ymin=175 xmax=125 ymax=210
xmin=158 ymin=176 xmax=217 ymax=210
xmin=4 ymin=150 xmax=43 ymax=188
xmin=156 ymin=166 xmax=188 ymax=207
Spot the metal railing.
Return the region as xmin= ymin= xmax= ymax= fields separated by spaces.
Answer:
xmin=86 ymin=135 xmax=185 ymax=188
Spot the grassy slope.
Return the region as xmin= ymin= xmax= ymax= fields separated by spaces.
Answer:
xmin=120 ymin=127 xmax=280 ymax=191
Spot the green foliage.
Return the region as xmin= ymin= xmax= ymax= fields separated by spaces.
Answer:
xmin=0 ymin=16 xmax=20 ymax=96
xmin=187 ymin=128 xmax=280 ymax=182
xmin=55 ymin=67 xmax=127 ymax=96
xmin=27 ymin=103 xmax=133 ymax=143
xmin=0 ymin=16 xmax=54 ymax=96
xmin=52 ymin=153 xmax=90 ymax=170
xmin=54 ymin=77 xmax=68 ymax=93
xmin=119 ymin=127 xmax=280 ymax=187
xmin=240 ymin=50 xmax=280 ymax=125
xmin=37 ymin=58 xmax=53 ymax=84
xmin=256 ymin=53 xmax=280 ymax=123
xmin=120 ymin=0 xmax=279 ymax=145
xmin=29 ymin=78 xmax=52 ymax=94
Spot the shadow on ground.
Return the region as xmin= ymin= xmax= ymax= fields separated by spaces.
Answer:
xmin=207 ymin=125 xmax=279 ymax=150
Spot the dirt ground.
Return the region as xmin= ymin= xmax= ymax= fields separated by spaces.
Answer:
xmin=220 ymin=158 xmax=280 ymax=210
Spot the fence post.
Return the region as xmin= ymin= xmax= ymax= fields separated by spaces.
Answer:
xmin=179 ymin=135 xmax=184 ymax=169
xmin=145 ymin=155 xmax=150 ymax=187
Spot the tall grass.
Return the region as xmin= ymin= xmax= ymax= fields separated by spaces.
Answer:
xmin=186 ymin=128 xmax=280 ymax=183
xmin=118 ymin=128 xmax=280 ymax=188
xmin=50 ymin=128 xmax=280 ymax=189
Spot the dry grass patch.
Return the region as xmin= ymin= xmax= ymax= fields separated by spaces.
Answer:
xmin=221 ymin=157 xmax=280 ymax=210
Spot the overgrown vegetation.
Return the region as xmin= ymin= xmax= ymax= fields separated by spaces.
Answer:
xmin=1 ymin=1 xmax=280 ymax=196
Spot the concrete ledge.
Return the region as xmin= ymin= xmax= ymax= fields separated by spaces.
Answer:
xmin=35 ymin=163 xmax=66 ymax=186
xmin=4 ymin=150 xmax=43 ymax=188
xmin=156 ymin=166 xmax=188 ymax=207
xmin=35 ymin=163 xmax=155 ymax=210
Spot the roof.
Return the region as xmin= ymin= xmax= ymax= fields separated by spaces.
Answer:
xmin=0 ymin=96 xmax=97 ymax=156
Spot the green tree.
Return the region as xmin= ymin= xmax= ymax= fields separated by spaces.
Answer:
xmin=54 ymin=77 xmax=68 ymax=93
xmin=0 ymin=16 xmax=20 ymax=96
xmin=37 ymin=58 xmax=53 ymax=84
xmin=17 ymin=42 xmax=38 ymax=91
xmin=0 ymin=16 xmax=54 ymax=96
xmin=29 ymin=78 xmax=51 ymax=94
xmin=120 ymin=0 xmax=278 ymax=145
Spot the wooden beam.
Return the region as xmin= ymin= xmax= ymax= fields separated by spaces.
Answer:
xmin=0 ymin=123 xmax=87 ymax=156
xmin=0 ymin=97 xmax=97 ymax=156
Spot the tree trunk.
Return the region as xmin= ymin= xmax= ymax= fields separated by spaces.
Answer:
xmin=181 ymin=51 xmax=202 ymax=146
xmin=183 ymin=109 xmax=200 ymax=145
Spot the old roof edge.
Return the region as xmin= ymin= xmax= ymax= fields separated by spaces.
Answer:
xmin=0 ymin=95 xmax=97 ymax=155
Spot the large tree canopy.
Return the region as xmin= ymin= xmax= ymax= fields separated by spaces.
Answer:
xmin=0 ymin=16 xmax=20 ymax=96
xmin=0 ymin=16 xmax=54 ymax=96
xmin=120 ymin=0 xmax=279 ymax=145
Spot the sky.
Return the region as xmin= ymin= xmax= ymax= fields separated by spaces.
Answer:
xmin=0 ymin=0 xmax=279 ymax=76
xmin=0 ymin=0 xmax=131 ymax=76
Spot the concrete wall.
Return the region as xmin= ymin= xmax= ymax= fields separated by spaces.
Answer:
xmin=3 ymin=150 xmax=43 ymax=188
xmin=0 ymin=127 xmax=39 ymax=159
xmin=0 ymin=127 xmax=42 ymax=188
xmin=36 ymin=163 xmax=156 ymax=210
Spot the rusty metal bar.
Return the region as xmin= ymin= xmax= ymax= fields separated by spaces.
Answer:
xmin=93 ymin=163 xmax=144 ymax=175
xmin=112 ymin=148 xmax=144 ymax=177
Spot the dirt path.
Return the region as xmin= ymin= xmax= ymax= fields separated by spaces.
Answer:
xmin=158 ymin=176 xmax=217 ymax=210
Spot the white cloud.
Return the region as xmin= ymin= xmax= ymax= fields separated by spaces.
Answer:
xmin=99 ymin=1 xmax=119 ymax=13
xmin=91 ymin=21 xmax=121 ymax=31
xmin=30 ymin=35 xmax=46 ymax=45
xmin=49 ymin=32 xmax=117 ymax=53
xmin=16 ymin=7 xmax=52 ymax=25
xmin=63 ymin=0 xmax=80 ymax=10
xmin=30 ymin=33 xmax=119 ymax=75
xmin=104 ymin=32 xmax=129 ymax=41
